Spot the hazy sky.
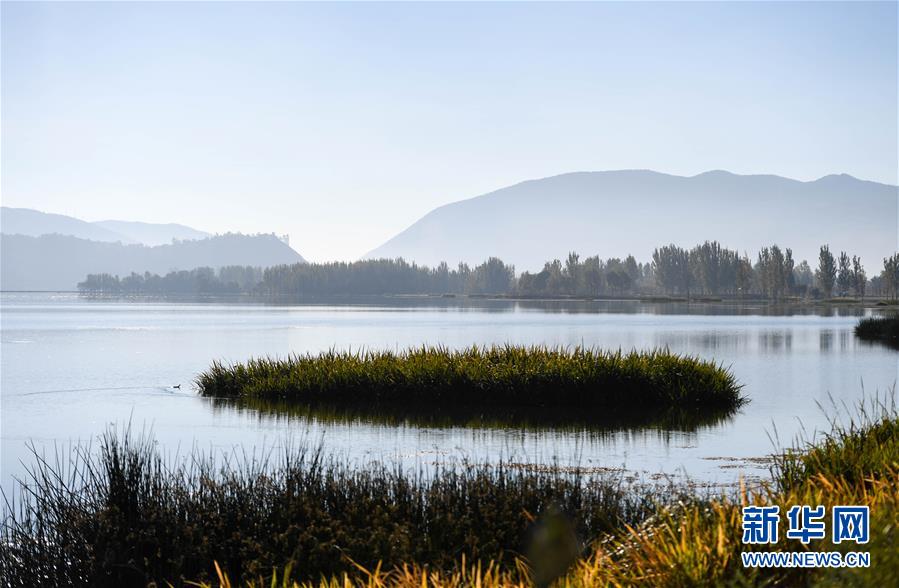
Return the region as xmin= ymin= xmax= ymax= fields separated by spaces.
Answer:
xmin=3 ymin=1 xmax=897 ymax=262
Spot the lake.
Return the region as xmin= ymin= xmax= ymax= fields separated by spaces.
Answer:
xmin=1 ymin=292 xmax=896 ymax=499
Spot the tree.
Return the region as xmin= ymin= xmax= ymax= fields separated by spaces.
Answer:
xmin=783 ymin=248 xmax=795 ymax=296
xmin=606 ymin=270 xmax=632 ymax=295
xmin=578 ymin=256 xmax=603 ymax=296
xmin=836 ymin=251 xmax=852 ymax=296
xmin=466 ymin=257 xmax=515 ymax=294
xmin=690 ymin=241 xmax=725 ymax=295
xmin=851 ymin=256 xmax=866 ymax=298
xmin=815 ymin=245 xmax=836 ymax=298
xmin=755 ymin=245 xmax=786 ymax=299
xmin=794 ymin=260 xmax=813 ymax=287
xmin=793 ymin=260 xmax=813 ymax=298
xmin=652 ymin=244 xmax=692 ymax=296
xmin=564 ymin=252 xmax=580 ymax=295
xmin=881 ymin=253 xmax=899 ymax=299
xmin=624 ymin=255 xmax=640 ymax=282
xmin=735 ymin=254 xmax=753 ymax=298
xmin=719 ymin=248 xmax=739 ymax=295
xmin=770 ymin=245 xmax=786 ymax=299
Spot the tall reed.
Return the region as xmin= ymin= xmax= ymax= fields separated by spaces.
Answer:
xmin=192 ymin=394 xmax=899 ymax=588
xmin=0 ymin=431 xmax=673 ymax=587
xmin=854 ymin=316 xmax=899 ymax=348
xmin=4 ymin=394 xmax=897 ymax=587
xmin=196 ymin=346 xmax=744 ymax=421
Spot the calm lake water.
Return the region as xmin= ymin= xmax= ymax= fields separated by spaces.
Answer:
xmin=1 ymin=292 xmax=896 ymax=498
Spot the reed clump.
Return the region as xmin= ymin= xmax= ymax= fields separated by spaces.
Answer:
xmin=0 ymin=432 xmax=672 ymax=588
xmin=774 ymin=395 xmax=899 ymax=491
xmin=192 ymin=395 xmax=899 ymax=588
xmin=854 ymin=316 xmax=899 ymax=348
xmin=3 ymin=395 xmax=898 ymax=587
xmin=196 ymin=346 xmax=744 ymax=422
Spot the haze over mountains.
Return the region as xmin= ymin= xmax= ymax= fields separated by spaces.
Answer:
xmin=365 ymin=170 xmax=899 ymax=271
xmin=0 ymin=207 xmax=304 ymax=291
xmin=1 ymin=207 xmax=211 ymax=246
xmin=93 ymin=220 xmax=210 ymax=246
xmin=4 ymin=169 xmax=897 ymax=291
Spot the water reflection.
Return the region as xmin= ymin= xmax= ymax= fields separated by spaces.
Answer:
xmin=856 ymin=337 xmax=899 ymax=351
xmin=838 ymin=329 xmax=851 ymax=350
xmin=820 ymin=330 xmax=835 ymax=351
xmin=758 ymin=331 xmax=793 ymax=352
xmin=3 ymin=292 xmax=895 ymax=495
xmin=208 ymin=397 xmax=740 ymax=439
xmin=653 ymin=331 xmax=750 ymax=352
xmin=73 ymin=292 xmax=873 ymax=318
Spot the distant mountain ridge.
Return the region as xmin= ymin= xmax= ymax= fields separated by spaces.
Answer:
xmin=1 ymin=233 xmax=305 ymax=291
xmin=365 ymin=170 xmax=898 ymax=270
xmin=94 ymin=219 xmax=211 ymax=246
xmin=1 ymin=207 xmax=210 ymax=246
xmin=1 ymin=207 xmax=137 ymax=244
xmin=0 ymin=207 xmax=306 ymax=291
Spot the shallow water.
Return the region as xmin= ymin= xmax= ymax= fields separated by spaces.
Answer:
xmin=1 ymin=292 xmax=896 ymax=498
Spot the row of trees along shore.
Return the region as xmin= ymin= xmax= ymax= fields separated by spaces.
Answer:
xmin=78 ymin=242 xmax=899 ymax=300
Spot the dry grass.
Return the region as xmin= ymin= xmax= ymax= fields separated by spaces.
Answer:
xmin=191 ymin=397 xmax=899 ymax=588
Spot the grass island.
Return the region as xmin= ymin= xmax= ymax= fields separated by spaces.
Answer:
xmin=196 ymin=346 xmax=744 ymax=423
xmin=855 ymin=316 xmax=899 ymax=348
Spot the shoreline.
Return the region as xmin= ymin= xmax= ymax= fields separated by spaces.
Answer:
xmin=5 ymin=289 xmax=896 ymax=309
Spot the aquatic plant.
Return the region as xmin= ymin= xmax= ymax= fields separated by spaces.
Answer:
xmin=196 ymin=346 xmax=744 ymax=422
xmin=193 ymin=395 xmax=899 ymax=588
xmin=3 ymin=395 xmax=898 ymax=587
xmin=773 ymin=394 xmax=899 ymax=490
xmin=854 ymin=315 xmax=899 ymax=348
xmin=0 ymin=430 xmax=671 ymax=587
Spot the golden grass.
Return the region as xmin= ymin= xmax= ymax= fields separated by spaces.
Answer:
xmin=188 ymin=472 xmax=898 ymax=588
xmin=189 ymin=399 xmax=899 ymax=588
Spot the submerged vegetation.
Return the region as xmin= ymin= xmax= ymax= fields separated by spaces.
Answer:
xmin=854 ymin=315 xmax=899 ymax=348
xmin=196 ymin=346 xmax=744 ymax=423
xmin=3 ymin=397 xmax=896 ymax=587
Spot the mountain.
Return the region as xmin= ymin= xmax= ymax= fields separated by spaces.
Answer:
xmin=365 ymin=170 xmax=898 ymax=270
xmin=1 ymin=207 xmax=210 ymax=246
xmin=93 ymin=220 xmax=211 ymax=246
xmin=1 ymin=207 xmax=135 ymax=243
xmin=1 ymin=233 xmax=305 ymax=291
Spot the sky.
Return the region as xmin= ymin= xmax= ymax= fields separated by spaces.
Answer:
xmin=2 ymin=1 xmax=897 ymax=262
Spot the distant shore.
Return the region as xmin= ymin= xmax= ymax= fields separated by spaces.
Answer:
xmin=4 ymin=289 xmax=897 ymax=309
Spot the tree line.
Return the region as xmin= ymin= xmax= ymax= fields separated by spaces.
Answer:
xmin=644 ymin=243 xmax=884 ymax=299
xmin=77 ymin=266 xmax=263 ymax=295
xmin=78 ymin=243 xmax=899 ymax=300
xmin=77 ymin=258 xmax=515 ymax=297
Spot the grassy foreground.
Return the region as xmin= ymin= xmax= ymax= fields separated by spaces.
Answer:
xmin=2 ymin=397 xmax=896 ymax=587
xmin=0 ymin=433 xmax=674 ymax=587
xmin=196 ymin=346 xmax=744 ymax=422
xmin=854 ymin=316 xmax=899 ymax=348
xmin=196 ymin=396 xmax=899 ymax=588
